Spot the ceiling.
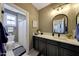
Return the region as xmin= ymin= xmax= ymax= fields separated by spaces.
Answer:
xmin=32 ymin=3 xmax=67 ymax=10
xmin=32 ymin=3 xmax=51 ymax=10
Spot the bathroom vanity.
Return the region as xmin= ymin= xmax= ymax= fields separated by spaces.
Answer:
xmin=33 ymin=34 xmax=79 ymax=56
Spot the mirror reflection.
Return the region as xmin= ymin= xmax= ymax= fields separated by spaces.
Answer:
xmin=52 ymin=14 xmax=68 ymax=34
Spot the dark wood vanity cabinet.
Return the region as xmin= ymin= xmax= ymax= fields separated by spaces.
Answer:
xmin=33 ymin=36 xmax=79 ymax=56
xmin=33 ymin=36 xmax=47 ymax=55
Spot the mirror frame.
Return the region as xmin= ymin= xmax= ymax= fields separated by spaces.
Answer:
xmin=76 ymin=13 xmax=79 ymax=25
xmin=52 ymin=14 xmax=68 ymax=34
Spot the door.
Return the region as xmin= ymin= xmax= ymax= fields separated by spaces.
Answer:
xmin=18 ymin=14 xmax=27 ymax=50
xmin=47 ymin=44 xmax=58 ymax=56
xmin=33 ymin=36 xmax=39 ymax=51
xmin=38 ymin=38 xmax=47 ymax=55
xmin=18 ymin=18 xmax=27 ymax=50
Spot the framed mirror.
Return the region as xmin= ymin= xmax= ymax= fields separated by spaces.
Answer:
xmin=52 ymin=14 xmax=68 ymax=34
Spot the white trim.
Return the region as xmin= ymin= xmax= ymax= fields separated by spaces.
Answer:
xmin=3 ymin=3 xmax=26 ymax=16
xmin=25 ymin=10 xmax=29 ymax=54
xmin=2 ymin=3 xmax=29 ymax=54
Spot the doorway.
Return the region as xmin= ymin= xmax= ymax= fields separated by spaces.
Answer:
xmin=2 ymin=3 xmax=29 ymax=54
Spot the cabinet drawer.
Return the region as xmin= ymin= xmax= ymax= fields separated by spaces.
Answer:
xmin=33 ymin=36 xmax=39 ymax=40
xmin=47 ymin=39 xmax=59 ymax=46
xmin=38 ymin=37 xmax=47 ymax=43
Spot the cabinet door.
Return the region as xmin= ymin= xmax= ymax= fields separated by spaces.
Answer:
xmin=39 ymin=39 xmax=47 ymax=55
xmin=59 ymin=42 xmax=79 ymax=56
xmin=33 ymin=36 xmax=39 ymax=51
xmin=59 ymin=48 xmax=79 ymax=56
xmin=47 ymin=44 xmax=58 ymax=56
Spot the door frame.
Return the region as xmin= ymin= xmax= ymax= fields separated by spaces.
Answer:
xmin=2 ymin=3 xmax=29 ymax=54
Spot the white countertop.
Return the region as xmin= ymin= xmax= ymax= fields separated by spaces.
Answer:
xmin=33 ymin=34 xmax=79 ymax=46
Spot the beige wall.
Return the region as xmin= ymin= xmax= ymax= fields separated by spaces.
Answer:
xmin=39 ymin=4 xmax=79 ymax=34
xmin=15 ymin=3 xmax=39 ymax=50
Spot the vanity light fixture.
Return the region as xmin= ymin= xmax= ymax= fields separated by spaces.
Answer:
xmin=56 ymin=4 xmax=68 ymax=11
xmin=57 ymin=7 xmax=63 ymax=11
